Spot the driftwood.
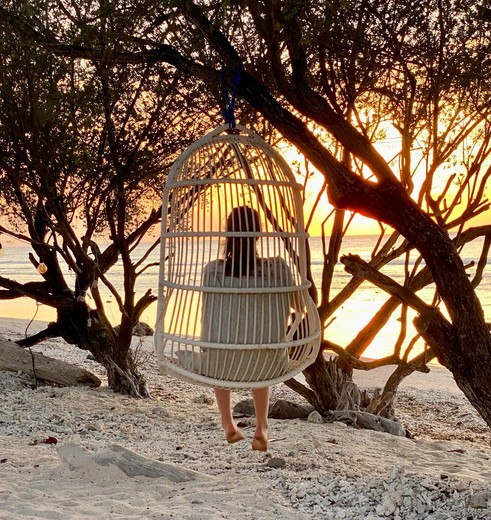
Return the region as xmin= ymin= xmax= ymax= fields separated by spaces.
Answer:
xmin=0 ymin=340 xmax=101 ymax=387
xmin=270 ymin=399 xmax=315 ymax=419
xmin=326 ymin=410 xmax=409 ymax=437
xmin=58 ymin=444 xmax=207 ymax=481
xmin=233 ymin=399 xmax=315 ymax=420
xmin=234 ymin=398 xmax=407 ymax=436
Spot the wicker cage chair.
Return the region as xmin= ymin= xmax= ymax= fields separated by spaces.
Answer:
xmin=155 ymin=125 xmax=321 ymax=389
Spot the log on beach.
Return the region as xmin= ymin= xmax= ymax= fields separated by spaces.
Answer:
xmin=326 ymin=410 xmax=409 ymax=437
xmin=0 ymin=340 xmax=101 ymax=387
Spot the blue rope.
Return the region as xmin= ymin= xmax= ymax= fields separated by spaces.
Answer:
xmin=221 ymin=65 xmax=243 ymax=128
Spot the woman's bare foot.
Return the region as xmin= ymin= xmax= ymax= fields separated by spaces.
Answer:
xmin=226 ymin=429 xmax=245 ymax=444
xmin=252 ymin=434 xmax=268 ymax=452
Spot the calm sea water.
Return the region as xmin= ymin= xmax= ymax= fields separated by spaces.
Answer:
xmin=1 ymin=235 xmax=489 ymax=360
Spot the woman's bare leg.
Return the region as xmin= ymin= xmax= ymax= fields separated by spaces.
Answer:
xmin=251 ymin=387 xmax=270 ymax=451
xmin=214 ymin=388 xmax=244 ymax=444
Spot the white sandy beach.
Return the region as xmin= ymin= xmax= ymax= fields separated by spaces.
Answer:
xmin=0 ymin=317 xmax=490 ymax=519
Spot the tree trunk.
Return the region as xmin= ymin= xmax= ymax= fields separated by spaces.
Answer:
xmin=302 ymin=353 xmax=339 ymax=413
xmin=42 ymin=302 xmax=150 ymax=397
xmin=287 ymin=353 xmax=367 ymax=415
xmin=340 ymin=208 xmax=491 ymax=429
xmin=105 ymin=351 xmax=150 ymax=398
xmin=383 ymin=196 xmax=491 ymax=428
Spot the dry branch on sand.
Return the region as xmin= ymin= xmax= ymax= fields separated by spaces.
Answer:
xmin=0 ymin=339 xmax=101 ymax=388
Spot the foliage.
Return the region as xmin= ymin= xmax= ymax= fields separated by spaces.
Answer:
xmin=0 ymin=1 xmax=490 ymax=424
xmin=144 ymin=0 xmax=491 ymax=420
xmin=0 ymin=0 xmax=214 ymax=395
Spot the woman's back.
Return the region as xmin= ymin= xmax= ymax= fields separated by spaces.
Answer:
xmin=176 ymin=256 xmax=296 ymax=382
xmin=201 ymin=257 xmax=295 ymax=345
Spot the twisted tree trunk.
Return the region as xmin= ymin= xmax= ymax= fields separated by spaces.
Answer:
xmin=17 ymin=301 xmax=150 ymax=397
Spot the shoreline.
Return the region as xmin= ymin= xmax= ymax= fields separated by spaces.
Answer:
xmin=0 ymin=316 xmax=490 ymax=519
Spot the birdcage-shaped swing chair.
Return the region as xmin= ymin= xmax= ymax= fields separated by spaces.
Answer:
xmin=155 ymin=124 xmax=321 ymax=389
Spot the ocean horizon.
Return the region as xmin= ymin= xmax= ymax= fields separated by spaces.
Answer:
xmin=1 ymin=235 xmax=489 ymax=362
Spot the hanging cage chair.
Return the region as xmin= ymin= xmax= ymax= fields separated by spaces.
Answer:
xmin=155 ymin=125 xmax=321 ymax=389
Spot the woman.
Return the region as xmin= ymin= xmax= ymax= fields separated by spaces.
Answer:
xmin=201 ymin=206 xmax=296 ymax=451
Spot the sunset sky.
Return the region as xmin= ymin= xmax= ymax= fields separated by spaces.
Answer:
xmin=283 ymin=133 xmax=491 ymax=238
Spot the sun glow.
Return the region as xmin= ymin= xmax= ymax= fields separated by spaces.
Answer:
xmin=280 ymin=145 xmax=388 ymax=237
xmin=280 ymin=126 xmax=491 ymax=238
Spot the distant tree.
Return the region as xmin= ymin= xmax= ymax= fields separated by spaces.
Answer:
xmin=0 ymin=0 xmax=214 ymax=395
xmin=2 ymin=0 xmax=491 ymax=428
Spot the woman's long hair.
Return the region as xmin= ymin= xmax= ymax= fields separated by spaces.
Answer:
xmin=224 ymin=206 xmax=261 ymax=277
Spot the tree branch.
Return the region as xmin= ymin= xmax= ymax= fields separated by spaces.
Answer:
xmin=341 ymin=253 xmax=436 ymax=316
xmin=0 ymin=276 xmax=66 ymax=307
xmin=339 ymin=253 xmax=456 ymax=364
xmin=16 ymin=322 xmax=62 ymax=348
xmin=283 ymin=376 xmax=318 ymax=404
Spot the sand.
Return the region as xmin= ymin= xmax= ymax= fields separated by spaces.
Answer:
xmin=0 ymin=317 xmax=490 ymax=519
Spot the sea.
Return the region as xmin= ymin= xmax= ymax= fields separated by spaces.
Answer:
xmin=0 ymin=235 xmax=489 ymax=362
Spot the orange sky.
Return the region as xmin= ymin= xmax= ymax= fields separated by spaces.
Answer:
xmin=285 ymin=138 xmax=491 ymax=237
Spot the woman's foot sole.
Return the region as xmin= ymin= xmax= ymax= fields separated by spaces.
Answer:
xmin=226 ymin=430 xmax=245 ymax=444
xmin=252 ymin=436 xmax=268 ymax=452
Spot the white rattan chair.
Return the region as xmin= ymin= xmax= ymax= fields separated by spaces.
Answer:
xmin=155 ymin=125 xmax=321 ymax=389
